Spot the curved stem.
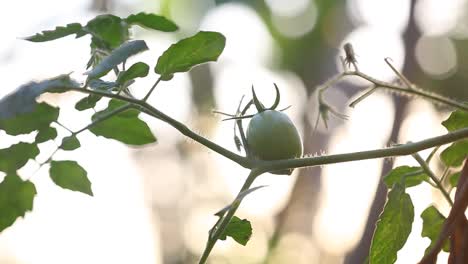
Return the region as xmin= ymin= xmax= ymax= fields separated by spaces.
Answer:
xmin=64 ymin=86 xmax=252 ymax=169
xmin=413 ymin=153 xmax=453 ymax=206
xmin=199 ymin=169 xmax=261 ymax=264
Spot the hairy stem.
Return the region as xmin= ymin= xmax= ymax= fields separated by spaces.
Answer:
xmin=63 ymin=87 xmax=468 ymax=174
xmin=257 ymin=128 xmax=468 ymax=174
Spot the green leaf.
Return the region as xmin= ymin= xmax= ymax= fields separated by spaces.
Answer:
xmin=89 ymin=101 xmax=156 ymax=145
xmin=117 ymin=62 xmax=149 ymax=84
xmin=421 ymin=206 xmax=449 ymax=254
xmin=370 ymin=184 xmax=414 ymax=264
xmin=85 ymin=14 xmax=129 ymax=48
xmin=75 ymin=95 xmax=102 ymax=111
xmin=85 ymin=40 xmax=149 ymax=79
xmin=219 ymin=216 xmax=252 ymax=246
xmin=449 ymin=172 xmax=461 ymax=187
xmin=0 ymin=75 xmax=79 ymax=120
xmin=155 ymin=31 xmax=226 ymax=80
xmin=384 ymin=166 xmax=428 ymax=188
xmin=35 ymin=126 xmax=58 ymax=143
xmin=0 ymin=143 xmax=39 ymax=173
xmin=440 ymin=140 xmax=468 ymax=167
xmin=49 ymin=160 xmax=92 ymax=196
xmin=442 ymin=110 xmax=468 ymax=132
xmin=25 ymin=23 xmax=84 ymax=42
xmin=0 ymin=174 xmax=36 ymax=232
xmin=126 ymin=12 xmax=178 ymax=32
xmin=60 ymin=136 xmax=81 ymax=151
xmin=0 ymin=103 xmax=59 ymax=135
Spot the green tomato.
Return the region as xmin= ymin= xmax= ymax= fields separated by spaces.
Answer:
xmin=246 ymin=110 xmax=303 ymax=175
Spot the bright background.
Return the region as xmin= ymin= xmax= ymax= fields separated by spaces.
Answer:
xmin=0 ymin=0 xmax=467 ymax=263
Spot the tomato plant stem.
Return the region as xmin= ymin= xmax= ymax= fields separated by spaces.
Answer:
xmin=199 ymin=169 xmax=261 ymax=264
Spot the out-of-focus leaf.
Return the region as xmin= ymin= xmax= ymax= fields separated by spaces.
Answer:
xmin=75 ymin=95 xmax=102 ymax=111
xmin=85 ymin=14 xmax=129 ymax=48
xmin=126 ymin=13 xmax=178 ymax=32
xmin=35 ymin=126 xmax=57 ymax=143
xmin=421 ymin=206 xmax=449 ymax=254
xmin=0 ymin=103 xmax=59 ymax=135
xmin=155 ymin=31 xmax=225 ymax=80
xmin=85 ymin=40 xmax=148 ymax=79
xmin=117 ymin=62 xmax=149 ymax=84
xmin=440 ymin=140 xmax=468 ymax=167
xmin=60 ymin=136 xmax=81 ymax=151
xmin=24 ymin=23 xmax=84 ymax=42
xmin=0 ymin=174 xmax=36 ymax=232
xmin=219 ymin=216 xmax=252 ymax=246
xmin=384 ymin=166 xmax=428 ymax=188
xmin=0 ymin=75 xmax=79 ymax=120
xmin=49 ymin=160 xmax=92 ymax=196
xmin=0 ymin=143 xmax=39 ymax=173
xmin=369 ymin=183 xmax=414 ymax=264
xmin=89 ymin=100 xmax=156 ymax=145
xmin=450 ymin=172 xmax=461 ymax=188
xmin=442 ymin=110 xmax=468 ymax=132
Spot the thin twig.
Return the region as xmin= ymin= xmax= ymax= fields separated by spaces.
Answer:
xmin=413 ymin=153 xmax=454 ymax=206
xmin=142 ymin=77 xmax=162 ymax=101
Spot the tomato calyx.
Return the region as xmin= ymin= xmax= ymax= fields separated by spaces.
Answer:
xmin=251 ymin=83 xmax=280 ymax=113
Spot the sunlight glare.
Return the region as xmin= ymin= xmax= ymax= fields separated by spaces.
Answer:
xmin=347 ymin=0 xmax=410 ymax=33
xmin=200 ymin=3 xmax=275 ymax=66
xmin=271 ymin=1 xmax=318 ymax=39
xmin=415 ymin=0 xmax=464 ymax=36
xmin=313 ymin=93 xmax=395 ymax=255
xmin=415 ymin=36 xmax=457 ymax=79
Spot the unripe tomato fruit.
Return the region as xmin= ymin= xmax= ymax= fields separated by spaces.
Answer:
xmin=247 ymin=110 xmax=303 ymax=175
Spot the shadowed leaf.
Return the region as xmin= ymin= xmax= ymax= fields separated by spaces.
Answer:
xmin=155 ymin=31 xmax=225 ymax=80
xmin=49 ymin=160 xmax=92 ymax=196
xmin=440 ymin=140 xmax=468 ymax=167
xmin=0 ymin=103 xmax=59 ymax=136
xmin=117 ymin=62 xmax=149 ymax=84
xmin=75 ymin=95 xmax=102 ymax=111
xmin=219 ymin=216 xmax=252 ymax=246
xmin=384 ymin=166 xmax=428 ymax=188
xmin=450 ymin=172 xmax=461 ymax=188
xmin=126 ymin=13 xmax=178 ymax=32
xmin=85 ymin=14 xmax=129 ymax=48
xmin=25 ymin=23 xmax=84 ymax=42
xmin=60 ymin=136 xmax=81 ymax=151
xmin=89 ymin=100 xmax=156 ymax=145
xmin=35 ymin=127 xmax=58 ymax=143
xmin=0 ymin=143 xmax=39 ymax=173
xmin=421 ymin=206 xmax=449 ymax=254
xmin=0 ymin=174 xmax=36 ymax=232
xmin=370 ymin=183 xmax=414 ymax=264
xmin=442 ymin=110 xmax=468 ymax=132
